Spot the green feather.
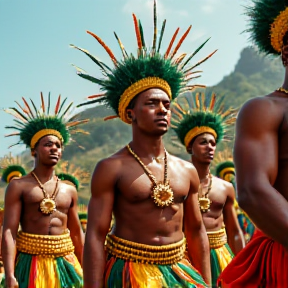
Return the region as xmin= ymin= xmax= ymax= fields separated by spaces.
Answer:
xmin=47 ymin=92 xmax=51 ymax=115
xmin=57 ymin=97 xmax=68 ymax=115
xmin=181 ymin=38 xmax=210 ymax=69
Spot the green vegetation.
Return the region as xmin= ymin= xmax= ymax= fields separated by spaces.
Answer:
xmin=1 ymin=47 xmax=284 ymax=203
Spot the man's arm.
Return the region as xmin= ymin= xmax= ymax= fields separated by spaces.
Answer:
xmin=2 ymin=179 xmax=22 ymax=288
xmin=83 ymin=158 xmax=116 ymax=288
xmin=234 ymin=97 xmax=288 ymax=247
xmin=67 ymin=186 xmax=84 ymax=265
xmin=184 ymin=165 xmax=211 ymax=286
xmin=223 ymin=183 xmax=245 ymax=255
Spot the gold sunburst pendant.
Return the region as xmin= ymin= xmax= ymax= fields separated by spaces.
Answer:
xmin=198 ymin=197 xmax=211 ymax=213
xmin=151 ymin=182 xmax=174 ymax=207
xmin=39 ymin=198 xmax=56 ymax=214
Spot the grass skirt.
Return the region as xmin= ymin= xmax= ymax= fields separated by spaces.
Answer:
xmin=104 ymin=234 xmax=207 ymax=288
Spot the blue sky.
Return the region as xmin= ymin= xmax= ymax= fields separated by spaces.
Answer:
xmin=0 ymin=0 xmax=250 ymax=156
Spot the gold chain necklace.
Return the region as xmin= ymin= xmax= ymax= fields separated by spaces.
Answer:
xmin=276 ymin=87 xmax=288 ymax=95
xmin=198 ymin=173 xmax=212 ymax=213
xmin=31 ymin=171 xmax=59 ymax=215
xmin=126 ymin=144 xmax=174 ymax=208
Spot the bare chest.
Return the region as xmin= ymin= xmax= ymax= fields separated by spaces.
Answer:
xmin=117 ymin=162 xmax=190 ymax=204
xmin=22 ymin=183 xmax=72 ymax=211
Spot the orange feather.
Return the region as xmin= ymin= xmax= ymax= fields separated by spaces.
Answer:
xmin=41 ymin=92 xmax=45 ymax=112
xmin=22 ymin=97 xmax=34 ymax=117
xmin=87 ymin=30 xmax=117 ymax=64
xmin=55 ymin=95 xmax=61 ymax=115
xmin=104 ymin=115 xmax=118 ymax=121
xmin=87 ymin=93 xmax=106 ymax=99
xmin=164 ymin=28 xmax=180 ymax=59
xmin=132 ymin=14 xmax=142 ymax=49
xmin=170 ymin=25 xmax=192 ymax=58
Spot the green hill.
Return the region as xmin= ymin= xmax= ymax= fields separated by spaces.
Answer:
xmin=1 ymin=47 xmax=284 ymax=203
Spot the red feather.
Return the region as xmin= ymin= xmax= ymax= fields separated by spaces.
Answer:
xmin=164 ymin=28 xmax=180 ymax=59
xmin=55 ymin=95 xmax=61 ymax=115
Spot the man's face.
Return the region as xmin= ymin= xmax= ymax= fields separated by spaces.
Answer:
xmin=33 ymin=135 xmax=62 ymax=166
xmin=190 ymin=133 xmax=216 ymax=164
xmin=127 ymin=88 xmax=171 ymax=136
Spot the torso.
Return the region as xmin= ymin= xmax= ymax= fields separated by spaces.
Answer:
xmin=269 ymin=93 xmax=288 ymax=200
xmin=109 ymin=147 xmax=196 ymax=245
xmin=14 ymin=174 xmax=74 ymax=235
xmin=200 ymin=176 xmax=230 ymax=232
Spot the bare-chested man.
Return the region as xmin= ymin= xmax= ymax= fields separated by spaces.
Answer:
xmin=219 ymin=1 xmax=288 ymax=287
xmin=171 ymin=92 xmax=245 ymax=287
xmin=2 ymin=94 xmax=87 ymax=288
xmin=71 ymin=2 xmax=217 ymax=287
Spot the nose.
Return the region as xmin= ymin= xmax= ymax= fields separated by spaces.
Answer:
xmin=158 ymin=102 xmax=168 ymax=114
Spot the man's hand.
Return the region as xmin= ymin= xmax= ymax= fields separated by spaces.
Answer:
xmin=6 ymin=275 xmax=19 ymax=288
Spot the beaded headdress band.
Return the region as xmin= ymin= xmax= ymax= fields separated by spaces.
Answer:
xmin=246 ymin=0 xmax=288 ymax=55
xmin=71 ymin=1 xmax=217 ymax=123
xmin=5 ymin=92 xmax=89 ymax=149
xmin=171 ymin=91 xmax=237 ymax=149
xmin=56 ymin=161 xmax=90 ymax=191
xmin=0 ymin=153 xmax=27 ymax=183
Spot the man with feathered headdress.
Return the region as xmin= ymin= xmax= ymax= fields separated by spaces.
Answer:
xmin=171 ymin=91 xmax=245 ymax=287
xmin=218 ymin=0 xmax=288 ymax=287
xmin=2 ymin=93 xmax=88 ymax=288
xmin=71 ymin=1 xmax=217 ymax=287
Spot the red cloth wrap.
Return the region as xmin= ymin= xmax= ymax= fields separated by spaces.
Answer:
xmin=218 ymin=229 xmax=288 ymax=288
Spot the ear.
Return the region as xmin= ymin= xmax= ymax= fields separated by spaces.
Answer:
xmin=31 ymin=148 xmax=36 ymax=157
xmin=186 ymin=142 xmax=193 ymax=154
xmin=126 ymin=109 xmax=135 ymax=121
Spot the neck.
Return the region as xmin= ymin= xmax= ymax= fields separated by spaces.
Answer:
xmin=191 ymin=158 xmax=210 ymax=181
xmin=130 ymin=129 xmax=165 ymax=158
xmin=32 ymin=163 xmax=55 ymax=183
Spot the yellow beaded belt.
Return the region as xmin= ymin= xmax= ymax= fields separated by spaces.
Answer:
xmin=207 ymin=228 xmax=227 ymax=249
xmin=105 ymin=234 xmax=186 ymax=265
xmin=16 ymin=230 xmax=75 ymax=257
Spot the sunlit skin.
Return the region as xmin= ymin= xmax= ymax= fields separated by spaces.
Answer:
xmin=83 ymin=88 xmax=211 ymax=288
xmin=2 ymin=135 xmax=84 ymax=288
xmin=189 ymin=133 xmax=245 ymax=255
xmin=232 ymin=44 xmax=288 ymax=251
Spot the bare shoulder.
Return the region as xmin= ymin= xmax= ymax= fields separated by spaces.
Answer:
xmin=58 ymin=181 xmax=78 ymax=197
xmin=238 ymin=95 xmax=284 ymax=128
xmin=6 ymin=174 xmax=32 ymax=191
xmin=93 ymin=146 xmax=128 ymax=173
xmin=213 ymin=176 xmax=234 ymax=198
xmin=169 ymin=154 xmax=196 ymax=173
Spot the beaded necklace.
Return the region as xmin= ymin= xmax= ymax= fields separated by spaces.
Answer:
xmin=198 ymin=173 xmax=212 ymax=213
xmin=31 ymin=171 xmax=59 ymax=215
xmin=126 ymin=144 xmax=174 ymax=207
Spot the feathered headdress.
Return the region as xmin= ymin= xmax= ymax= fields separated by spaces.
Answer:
xmin=0 ymin=153 xmax=27 ymax=183
xmin=78 ymin=204 xmax=88 ymax=225
xmin=213 ymin=149 xmax=235 ymax=184
xmin=171 ymin=91 xmax=237 ymax=149
xmin=71 ymin=0 xmax=217 ymax=123
xmin=4 ymin=92 xmax=89 ymax=149
xmin=56 ymin=161 xmax=90 ymax=191
xmin=246 ymin=0 xmax=288 ymax=55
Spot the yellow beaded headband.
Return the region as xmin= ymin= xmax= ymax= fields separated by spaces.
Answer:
xmin=118 ymin=77 xmax=172 ymax=123
xmin=270 ymin=7 xmax=288 ymax=53
xmin=184 ymin=126 xmax=217 ymax=148
xmin=30 ymin=129 xmax=64 ymax=149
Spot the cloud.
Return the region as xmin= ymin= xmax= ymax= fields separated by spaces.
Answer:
xmin=200 ymin=0 xmax=221 ymax=14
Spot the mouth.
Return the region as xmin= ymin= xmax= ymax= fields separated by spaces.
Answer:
xmin=154 ymin=118 xmax=168 ymax=125
xmin=49 ymin=155 xmax=59 ymax=160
